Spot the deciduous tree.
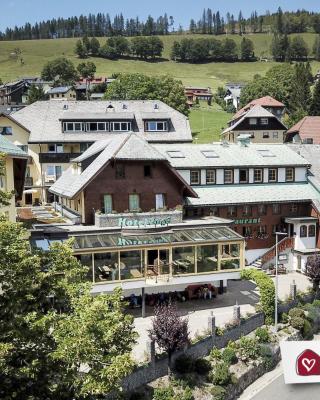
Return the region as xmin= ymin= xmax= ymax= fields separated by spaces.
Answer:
xmin=306 ymin=255 xmax=320 ymax=298
xmin=41 ymin=57 xmax=79 ymax=86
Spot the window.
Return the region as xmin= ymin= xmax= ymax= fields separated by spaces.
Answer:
xmin=268 ymin=168 xmax=277 ymax=182
xmin=257 ymin=149 xmax=275 ymax=157
xmin=243 ymin=226 xmax=252 ymax=237
xmin=206 ymin=169 xmax=215 ymax=184
xmin=46 ymin=165 xmax=61 ymax=178
xmin=80 ymin=142 xmax=92 ymax=152
xmin=46 ymin=165 xmax=55 ymax=176
xmin=167 ymin=151 xmax=185 ymax=158
xmin=190 ymin=170 xmax=200 ymax=185
xmin=144 ymin=165 xmax=152 ymax=178
xmin=103 ymin=194 xmax=113 ymax=214
xmin=129 ymin=194 xmax=140 ymax=211
xmin=261 ymin=118 xmax=268 ymax=125
xmin=249 ymin=118 xmax=257 ymax=125
xmin=48 ymin=144 xmax=63 ymax=153
xmin=224 ymin=169 xmax=233 ymax=184
xmin=155 ymin=194 xmax=166 ymax=210
xmin=17 ymin=145 xmax=28 ymax=153
xmin=0 ymin=176 xmax=5 ymax=189
xmin=111 ymin=122 xmax=131 ymax=132
xmin=273 ymin=132 xmax=279 ymax=139
xmin=202 ymin=150 xmax=219 ymax=158
xmin=254 ymin=169 xmax=263 ymax=183
xmin=258 ymin=204 xmax=267 ymax=215
xmin=272 ymin=203 xmax=281 ymax=215
xmin=300 ymin=225 xmax=307 ymax=238
xmin=209 ymin=207 xmax=219 ymax=216
xmin=308 ymin=225 xmax=316 ymax=237
xmin=115 ymin=164 xmax=125 ymax=179
xmin=97 ymin=122 xmax=109 ymax=131
xmin=146 ymin=121 xmax=168 ymax=131
xmin=303 ymin=138 xmax=313 ymax=144
xmin=227 ymin=206 xmax=237 ymax=217
xmin=290 ymin=204 xmax=298 ymax=213
xmin=55 ymin=166 xmax=62 ymax=179
xmin=63 ymin=122 xmax=83 ymax=132
xmin=0 ymin=126 xmax=13 ymax=135
xmin=243 ymin=205 xmax=252 ymax=216
xmin=263 ymin=132 xmax=270 ymax=138
xmin=285 ymin=168 xmax=294 ymax=182
xmin=87 ymin=122 xmax=98 ymax=132
xmin=239 ymin=169 xmax=248 ymax=183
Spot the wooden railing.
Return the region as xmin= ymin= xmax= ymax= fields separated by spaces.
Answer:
xmin=261 ymin=237 xmax=295 ymax=265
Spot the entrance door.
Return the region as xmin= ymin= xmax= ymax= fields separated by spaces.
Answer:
xmin=25 ymin=193 xmax=32 ymax=205
xmin=297 ymin=255 xmax=301 ymax=271
xmin=146 ymin=249 xmax=170 ymax=277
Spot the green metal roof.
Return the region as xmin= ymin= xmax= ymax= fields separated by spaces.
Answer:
xmin=0 ymin=135 xmax=28 ymax=158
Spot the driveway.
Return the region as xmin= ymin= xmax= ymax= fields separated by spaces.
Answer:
xmin=131 ymin=272 xmax=312 ymax=362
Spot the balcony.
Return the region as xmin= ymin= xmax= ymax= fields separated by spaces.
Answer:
xmin=24 ymin=176 xmax=33 ymax=186
xmin=39 ymin=153 xmax=81 ymax=164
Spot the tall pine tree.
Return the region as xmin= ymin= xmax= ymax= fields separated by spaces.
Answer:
xmin=310 ymin=79 xmax=320 ymax=116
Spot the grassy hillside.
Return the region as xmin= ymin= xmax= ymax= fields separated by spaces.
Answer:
xmin=189 ymin=102 xmax=230 ymax=143
xmin=1 ymin=33 xmax=320 ymax=88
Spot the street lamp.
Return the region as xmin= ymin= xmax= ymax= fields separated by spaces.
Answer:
xmin=274 ymin=231 xmax=287 ymax=332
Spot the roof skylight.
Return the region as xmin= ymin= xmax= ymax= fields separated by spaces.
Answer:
xmin=257 ymin=149 xmax=276 ymax=157
xmin=201 ymin=150 xmax=219 ymax=158
xmin=167 ymin=150 xmax=185 ymax=158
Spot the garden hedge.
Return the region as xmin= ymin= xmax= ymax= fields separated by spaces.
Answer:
xmin=241 ymin=269 xmax=275 ymax=324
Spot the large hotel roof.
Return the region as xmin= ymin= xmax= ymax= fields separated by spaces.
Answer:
xmin=186 ymin=182 xmax=319 ymax=207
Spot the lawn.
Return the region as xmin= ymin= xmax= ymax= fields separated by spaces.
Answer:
xmin=189 ymin=101 xmax=231 ymax=143
xmin=1 ymin=33 xmax=320 ymax=89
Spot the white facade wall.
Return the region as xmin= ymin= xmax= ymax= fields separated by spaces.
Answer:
xmin=293 ymin=222 xmax=317 ymax=250
xmin=233 ymin=169 xmax=239 ymax=184
xmin=295 ymin=167 xmax=307 ymax=182
xmin=249 ymin=169 xmax=254 ymax=183
xmin=263 ymin=168 xmax=269 ymax=183
xmin=176 ymin=169 xmax=190 ymax=184
xmin=278 ymin=168 xmax=286 ymax=183
xmin=200 ymin=169 xmax=206 ymax=185
xmin=216 ymin=169 xmax=224 ymax=184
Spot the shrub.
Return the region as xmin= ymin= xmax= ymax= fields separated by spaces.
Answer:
xmin=312 ymin=299 xmax=320 ymax=308
xmin=194 ymin=358 xmax=212 ymax=375
xmin=302 ymin=319 xmax=313 ymax=339
xmin=238 ymin=336 xmax=259 ymax=362
xmin=174 ymin=355 xmax=194 ymax=374
xmin=289 ymin=308 xmax=305 ymax=319
xmin=255 ymin=327 xmax=270 ymax=343
xmin=210 ymin=347 xmax=222 ymax=361
xmin=215 ymin=327 xmax=225 ymax=336
xmin=153 ymin=386 xmax=175 ymax=400
xmin=222 ymin=348 xmax=237 ymax=365
xmin=281 ymin=312 xmax=289 ymax=323
xmin=290 ymin=316 xmax=305 ymax=330
xmin=210 ymin=362 xmax=231 ymax=386
xmin=241 ymin=269 xmax=275 ymax=324
xmin=259 ymin=345 xmax=274 ymax=371
xmin=210 ymin=385 xmax=226 ymax=400
xmin=180 ymin=386 xmax=194 ymax=400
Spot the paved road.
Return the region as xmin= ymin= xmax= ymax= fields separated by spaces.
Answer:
xmin=251 ymin=373 xmax=320 ymax=399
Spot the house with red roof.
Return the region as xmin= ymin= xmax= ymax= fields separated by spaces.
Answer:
xmin=285 ymin=116 xmax=320 ymax=144
xmin=230 ymin=96 xmax=286 ymax=125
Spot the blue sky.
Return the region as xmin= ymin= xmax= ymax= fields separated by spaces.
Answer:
xmin=1 ymin=0 xmax=320 ymax=31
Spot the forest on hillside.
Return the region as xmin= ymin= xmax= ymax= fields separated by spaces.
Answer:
xmin=1 ymin=8 xmax=320 ymax=41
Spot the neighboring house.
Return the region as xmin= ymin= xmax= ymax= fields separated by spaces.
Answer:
xmin=224 ymin=83 xmax=245 ymax=110
xmin=231 ymin=96 xmax=286 ymax=125
xmin=2 ymin=100 xmax=193 ymax=205
xmin=285 ymin=116 xmax=320 ymax=144
xmin=0 ymin=135 xmax=28 ymax=221
xmin=75 ymin=77 xmax=115 ymax=100
xmin=90 ymin=93 xmax=105 ymax=101
xmin=222 ymin=105 xmax=287 ymax=143
xmin=0 ymin=77 xmax=52 ymax=105
xmin=184 ymin=87 xmax=213 ymax=107
xmin=48 ymin=86 xmax=76 ymax=100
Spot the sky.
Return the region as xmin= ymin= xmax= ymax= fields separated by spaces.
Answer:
xmin=1 ymin=0 xmax=320 ymax=31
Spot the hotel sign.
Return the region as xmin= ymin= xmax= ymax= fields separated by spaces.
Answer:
xmin=118 ymin=216 xmax=171 ymax=228
xmin=234 ymin=218 xmax=261 ymax=225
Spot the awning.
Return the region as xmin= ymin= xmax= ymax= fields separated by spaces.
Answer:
xmin=23 ymin=189 xmax=38 ymax=194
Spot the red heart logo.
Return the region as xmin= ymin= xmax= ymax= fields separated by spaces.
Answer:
xmin=296 ymin=349 xmax=320 ymax=376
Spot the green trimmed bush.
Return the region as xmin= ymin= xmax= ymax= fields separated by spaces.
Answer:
xmin=241 ymin=269 xmax=275 ymax=324
xmin=210 ymin=347 xmax=222 ymax=361
xmin=180 ymin=386 xmax=194 ymax=400
xmin=153 ymin=386 xmax=175 ymax=400
xmin=302 ymin=320 xmax=313 ymax=339
xmin=259 ymin=345 xmax=274 ymax=371
xmin=238 ymin=336 xmax=259 ymax=362
xmin=194 ymin=358 xmax=212 ymax=375
xmin=222 ymin=348 xmax=237 ymax=365
xmin=209 ymin=362 xmax=231 ymax=386
xmin=290 ymin=316 xmax=305 ymax=330
xmin=281 ymin=312 xmax=289 ymax=323
xmin=210 ymin=386 xmax=226 ymax=400
xmin=174 ymin=355 xmax=194 ymax=374
xmin=289 ymin=308 xmax=305 ymax=319
xmin=255 ymin=327 xmax=270 ymax=343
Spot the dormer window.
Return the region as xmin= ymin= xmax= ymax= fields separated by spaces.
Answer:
xmin=146 ymin=121 xmax=168 ymax=132
xmin=261 ymin=118 xmax=269 ymax=125
xmin=63 ymin=122 xmax=83 ymax=132
xmin=111 ymin=122 xmax=131 ymax=132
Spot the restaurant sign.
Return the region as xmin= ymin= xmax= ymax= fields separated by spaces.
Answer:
xmin=234 ymin=218 xmax=261 ymax=225
xmin=118 ymin=216 xmax=171 ymax=228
